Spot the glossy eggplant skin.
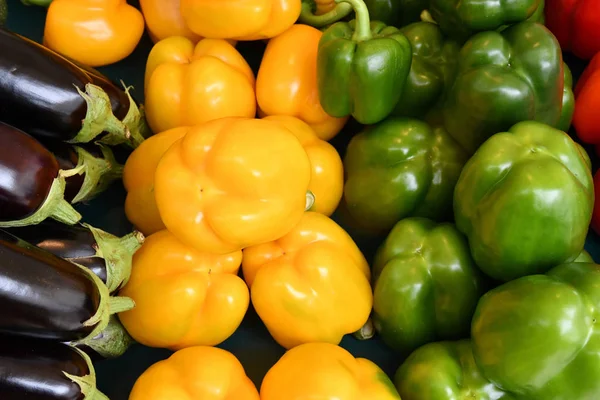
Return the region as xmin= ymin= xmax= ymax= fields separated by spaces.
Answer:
xmin=0 ymin=229 xmax=101 ymax=341
xmin=40 ymin=139 xmax=85 ymax=203
xmin=0 ymin=27 xmax=129 ymax=141
xmin=6 ymin=219 xmax=108 ymax=283
xmin=0 ymin=334 xmax=89 ymax=400
xmin=0 ymin=121 xmax=59 ymax=221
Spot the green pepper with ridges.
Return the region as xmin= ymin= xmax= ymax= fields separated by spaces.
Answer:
xmin=372 ymin=217 xmax=489 ymax=355
xmin=317 ymin=0 xmax=412 ymax=125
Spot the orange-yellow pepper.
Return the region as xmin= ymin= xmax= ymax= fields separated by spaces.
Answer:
xmin=180 ymin=0 xmax=301 ymax=41
xmin=43 ymin=0 xmax=145 ymax=67
xmin=144 ymin=36 xmax=256 ymax=134
xmin=129 ymin=346 xmax=260 ymax=400
xmin=118 ymin=229 xmax=249 ymax=350
xmin=260 ymin=342 xmax=401 ymax=400
xmin=139 ymin=0 xmax=200 ymax=43
xmin=242 ymin=211 xmax=373 ymax=349
xmin=257 ymin=24 xmax=348 ymax=141
xmin=123 ymin=126 xmax=189 ymax=236
xmin=154 ymin=117 xmax=312 ymax=255
xmin=263 ymin=115 xmax=343 ymax=216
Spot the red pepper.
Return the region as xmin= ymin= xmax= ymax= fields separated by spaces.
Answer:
xmin=572 ymin=52 xmax=600 ymax=148
xmin=545 ymin=0 xmax=600 ymax=60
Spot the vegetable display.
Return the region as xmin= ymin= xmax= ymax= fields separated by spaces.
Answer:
xmin=4 ymin=0 xmax=600 ymax=398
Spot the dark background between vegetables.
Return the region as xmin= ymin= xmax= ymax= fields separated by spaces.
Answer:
xmin=5 ymin=0 xmax=600 ymax=398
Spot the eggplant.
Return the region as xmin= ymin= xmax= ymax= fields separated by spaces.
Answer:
xmin=0 ymin=228 xmax=134 ymax=344
xmin=0 ymin=27 xmax=149 ymax=148
xmin=0 ymin=334 xmax=109 ymax=400
xmin=6 ymin=219 xmax=145 ymax=293
xmin=70 ymin=315 xmax=135 ymax=362
xmin=0 ymin=121 xmax=82 ymax=227
xmin=41 ymin=139 xmax=125 ymax=204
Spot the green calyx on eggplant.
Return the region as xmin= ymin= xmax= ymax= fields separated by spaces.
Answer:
xmin=69 ymin=315 xmax=135 ymax=361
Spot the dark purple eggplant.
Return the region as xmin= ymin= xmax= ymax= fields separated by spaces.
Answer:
xmin=0 ymin=121 xmax=82 ymax=227
xmin=0 ymin=334 xmax=109 ymax=400
xmin=0 ymin=27 xmax=149 ymax=148
xmin=41 ymin=139 xmax=124 ymax=204
xmin=0 ymin=228 xmax=134 ymax=344
xmin=6 ymin=219 xmax=145 ymax=292
xmin=70 ymin=315 xmax=135 ymax=362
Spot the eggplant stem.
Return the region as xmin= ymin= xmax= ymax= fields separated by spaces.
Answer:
xmin=71 ymin=145 xmax=124 ymax=204
xmin=119 ymin=81 xmax=151 ymax=149
xmin=86 ymin=223 xmax=145 ymax=292
xmin=63 ymin=347 xmax=109 ymax=400
xmin=72 ymin=83 xmax=131 ymax=145
xmin=0 ymin=170 xmax=82 ymax=228
xmin=72 ymin=315 xmax=136 ymax=360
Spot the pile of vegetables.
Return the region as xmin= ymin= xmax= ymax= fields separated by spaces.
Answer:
xmin=2 ymin=0 xmax=600 ymax=398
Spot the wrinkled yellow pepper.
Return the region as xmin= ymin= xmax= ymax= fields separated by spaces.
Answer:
xmin=118 ymin=230 xmax=249 ymax=350
xmin=139 ymin=0 xmax=200 ymax=43
xmin=154 ymin=117 xmax=312 ymax=254
xmin=242 ymin=212 xmax=373 ymax=349
xmin=264 ymin=116 xmax=343 ymax=216
xmin=123 ymin=126 xmax=189 ymax=236
xmin=43 ymin=0 xmax=145 ymax=67
xmin=257 ymin=24 xmax=348 ymax=141
xmin=145 ymin=36 xmax=256 ymax=134
xmin=261 ymin=342 xmax=401 ymax=400
xmin=180 ymin=0 xmax=301 ymax=41
xmin=130 ymin=346 xmax=260 ymax=400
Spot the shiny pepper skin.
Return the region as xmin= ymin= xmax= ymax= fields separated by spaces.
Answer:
xmin=43 ymin=0 xmax=145 ymax=67
xmin=144 ymin=36 xmax=256 ymax=134
xmin=154 ymin=117 xmax=312 ymax=254
xmin=129 ymin=346 xmax=260 ymax=400
xmin=118 ymin=230 xmax=249 ymax=350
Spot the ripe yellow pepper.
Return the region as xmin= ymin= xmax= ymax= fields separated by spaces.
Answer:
xmin=145 ymin=36 xmax=256 ymax=134
xmin=242 ymin=212 xmax=373 ymax=349
xmin=123 ymin=127 xmax=189 ymax=236
xmin=257 ymin=24 xmax=348 ymax=141
xmin=43 ymin=0 xmax=145 ymax=67
xmin=130 ymin=346 xmax=260 ymax=400
xmin=154 ymin=117 xmax=312 ymax=254
xmin=180 ymin=0 xmax=301 ymax=41
xmin=118 ymin=230 xmax=249 ymax=350
xmin=139 ymin=0 xmax=200 ymax=43
xmin=261 ymin=342 xmax=401 ymax=400
xmin=263 ymin=115 xmax=343 ymax=216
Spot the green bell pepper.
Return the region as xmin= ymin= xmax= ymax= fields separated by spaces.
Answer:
xmin=557 ymin=62 xmax=575 ymax=133
xmin=471 ymin=262 xmax=600 ymax=399
xmin=364 ymin=0 xmax=427 ymax=27
xmin=372 ymin=217 xmax=489 ymax=354
xmin=317 ymin=0 xmax=412 ymax=125
xmin=454 ymin=121 xmax=594 ymax=282
xmin=392 ymin=22 xmax=460 ymax=119
xmin=575 ymin=249 xmax=594 ymax=263
xmin=427 ymin=0 xmax=543 ymax=43
xmin=343 ymin=116 xmax=468 ymax=233
xmin=394 ymin=340 xmax=512 ymax=400
xmin=441 ymin=22 xmax=565 ymax=155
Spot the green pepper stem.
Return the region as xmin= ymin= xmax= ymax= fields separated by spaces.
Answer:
xmin=420 ymin=9 xmax=438 ymax=25
xmin=299 ymin=1 xmax=353 ymax=28
xmin=335 ymin=0 xmax=372 ymax=41
xmin=353 ymin=318 xmax=375 ymax=340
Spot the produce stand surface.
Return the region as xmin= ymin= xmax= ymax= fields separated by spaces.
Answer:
xmin=4 ymin=0 xmax=600 ymax=399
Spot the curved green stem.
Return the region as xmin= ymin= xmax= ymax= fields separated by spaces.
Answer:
xmin=71 ymin=145 xmax=123 ymax=204
xmin=118 ymin=81 xmax=151 ymax=149
xmin=63 ymin=346 xmax=109 ymax=400
xmin=420 ymin=9 xmax=438 ymax=25
xmin=299 ymin=1 xmax=353 ymax=28
xmin=336 ymin=0 xmax=372 ymax=41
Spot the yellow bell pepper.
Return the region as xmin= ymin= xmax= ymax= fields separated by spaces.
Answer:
xmin=242 ymin=211 xmax=373 ymax=350
xmin=180 ymin=0 xmax=301 ymax=41
xmin=130 ymin=346 xmax=260 ymax=400
xmin=145 ymin=36 xmax=256 ymax=134
xmin=139 ymin=0 xmax=200 ymax=43
xmin=257 ymin=24 xmax=348 ymax=141
xmin=154 ymin=117 xmax=312 ymax=254
xmin=118 ymin=229 xmax=249 ymax=350
xmin=260 ymin=342 xmax=401 ymax=400
xmin=263 ymin=115 xmax=343 ymax=216
xmin=123 ymin=127 xmax=189 ymax=236
xmin=43 ymin=0 xmax=145 ymax=67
